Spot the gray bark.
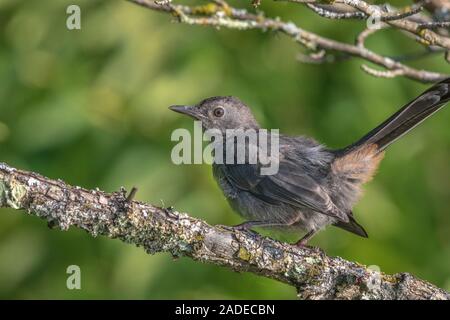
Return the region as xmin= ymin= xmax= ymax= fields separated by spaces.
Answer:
xmin=0 ymin=162 xmax=448 ymax=300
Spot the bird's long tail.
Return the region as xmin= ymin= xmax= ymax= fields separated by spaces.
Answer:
xmin=331 ymin=78 xmax=449 ymax=238
xmin=343 ymin=78 xmax=450 ymax=154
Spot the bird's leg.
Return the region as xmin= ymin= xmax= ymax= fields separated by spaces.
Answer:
xmin=232 ymin=220 xmax=288 ymax=230
xmin=216 ymin=220 xmax=290 ymax=232
xmin=294 ymin=230 xmax=317 ymax=247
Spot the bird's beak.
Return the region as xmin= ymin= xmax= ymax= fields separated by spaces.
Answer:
xmin=169 ymin=105 xmax=201 ymax=120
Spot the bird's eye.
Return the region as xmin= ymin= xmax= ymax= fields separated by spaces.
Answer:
xmin=213 ymin=107 xmax=225 ymax=117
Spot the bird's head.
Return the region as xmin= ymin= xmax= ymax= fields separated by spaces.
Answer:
xmin=169 ymin=96 xmax=260 ymax=132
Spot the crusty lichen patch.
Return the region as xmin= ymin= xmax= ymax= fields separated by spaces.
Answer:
xmin=381 ymin=273 xmax=399 ymax=284
xmin=10 ymin=179 xmax=27 ymax=209
xmin=191 ymin=3 xmax=220 ymax=15
xmin=335 ymin=283 xmax=362 ymax=300
xmin=0 ymin=180 xmax=7 ymax=207
xmin=0 ymin=179 xmax=27 ymax=209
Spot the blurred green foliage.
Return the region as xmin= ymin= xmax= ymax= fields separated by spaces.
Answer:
xmin=0 ymin=0 xmax=449 ymax=299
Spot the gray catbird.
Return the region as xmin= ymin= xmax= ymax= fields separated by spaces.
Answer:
xmin=170 ymin=78 xmax=450 ymax=245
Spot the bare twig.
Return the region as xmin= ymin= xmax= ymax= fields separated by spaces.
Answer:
xmin=361 ymin=64 xmax=406 ymax=78
xmin=356 ymin=25 xmax=388 ymax=48
xmin=1 ymin=162 xmax=449 ymax=299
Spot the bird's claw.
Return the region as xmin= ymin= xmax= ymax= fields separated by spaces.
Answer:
xmin=294 ymin=241 xmax=323 ymax=253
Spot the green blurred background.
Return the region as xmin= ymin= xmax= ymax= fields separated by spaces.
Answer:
xmin=0 ymin=0 xmax=449 ymax=299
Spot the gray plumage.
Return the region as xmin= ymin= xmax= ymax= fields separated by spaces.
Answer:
xmin=170 ymin=78 xmax=450 ymax=245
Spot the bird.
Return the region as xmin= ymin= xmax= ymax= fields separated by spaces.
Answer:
xmin=169 ymin=78 xmax=450 ymax=246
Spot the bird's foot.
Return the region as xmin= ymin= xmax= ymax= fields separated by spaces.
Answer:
xmin=293 ymin=230 xmax=321 ymax=251
xmin=294 ymin=242 xmax=318 ymax=251
xmin=295 ymin=238 xmax=310 ymax=247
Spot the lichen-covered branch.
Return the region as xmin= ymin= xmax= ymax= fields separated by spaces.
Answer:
xmin=281 ymin=0 xmax=450 ymax=47
xmin=127 ymin=0 xmax=449 ymax=83
xmin=0 ymin=162 xmax=448 ymax=300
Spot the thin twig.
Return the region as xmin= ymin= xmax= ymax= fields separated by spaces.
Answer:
xmin=281 ymin=0 xmax=450 ymax=49
xmin=304 ymin=2 xmax=424 ymax=21
xmin=361 ymin=64 xmax=406 ymax=78
xmin=418 ymin=21 xmax=450 ymax=29
xmin=356 ymin=25 xmax=388 ymax=48
xmin=305 ymin=4 xmax=366 ymax=20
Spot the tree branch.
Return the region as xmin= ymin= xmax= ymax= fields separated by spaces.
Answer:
xmin=284 ymin=0 xmax=450 ymax=45
xmin=128 ymin=0 xmax=448 ymax=83
xmin=1 ymin=162 xmax=448 ymax=300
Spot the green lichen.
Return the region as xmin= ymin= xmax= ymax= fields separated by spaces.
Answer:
xmin=191 ymin=3 xmax=232 ymax=17
xmin=193 ymin=234 xmax=205 ymax=242
xmin=0 ymin=179 xmax=27 ymax=209
xmin=381 ymin=273 xmax=398 ymax=284
xmin=417 ymin=30 xmax=432 ymax=46
xmin=192 ymin=4 xmax=219 ymax=16
xmin=237 ymin=247 xmax=252 ymax=261
xmin=0 ymin=181 xmax=7 ymax=206
xmin=8 ymin=180 xmax=27 ymax=209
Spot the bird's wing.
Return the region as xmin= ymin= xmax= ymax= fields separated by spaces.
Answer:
xmin=220 ymin=160 xmax=349 ymax=222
